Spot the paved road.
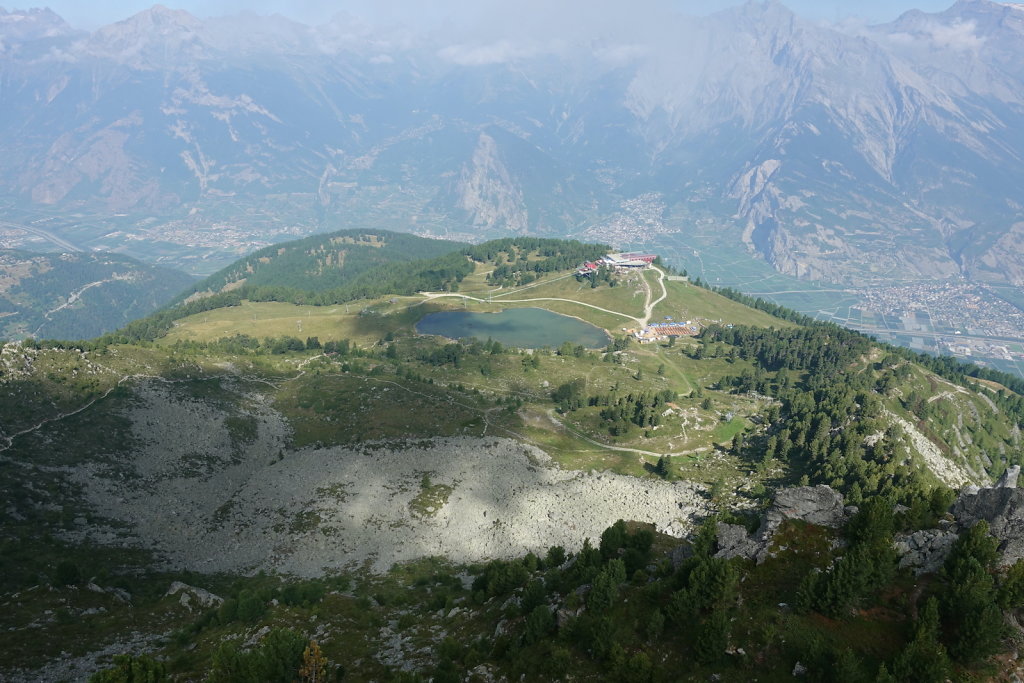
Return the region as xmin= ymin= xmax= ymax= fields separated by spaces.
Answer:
xmin=0 ymin=220 xmax=81 ymax=252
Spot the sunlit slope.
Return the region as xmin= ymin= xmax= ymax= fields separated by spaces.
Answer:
xmin=164 ymin=262 xmax=789 ymax=345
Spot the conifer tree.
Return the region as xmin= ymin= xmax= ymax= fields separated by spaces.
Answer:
xmin=892 ymin=598 xmax=952 ymax=683
xmin=299 ymin=640 xmax=328 ymax=683
xmin=654 ymin=456 xmax=669 ymax=478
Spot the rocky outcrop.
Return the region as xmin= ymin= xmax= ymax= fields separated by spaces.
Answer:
xmin=165 ymin=581 xmax=223 ymax=611
xmin=894 ymin=527 xmax=959 ymax=575
xmin=998 ymin=465 xmax=1021 ymax=489
xmin=715 ymin=485 xmax=849 ymax=562
xmin=714 ymin=522 xmax=764 ymax=561
xmin=895 ymin=465 xmax=1024 ymax=573
xmin=764 ymin=485 xmax=847 ymax=533
xmin=951 ymin=468 xmax=1024 ymax=567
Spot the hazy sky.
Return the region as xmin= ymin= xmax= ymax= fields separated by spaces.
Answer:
xmin=17 ymin=0 xmax=959 ymax=30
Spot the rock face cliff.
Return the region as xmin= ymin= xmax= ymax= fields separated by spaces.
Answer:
xmin=3 ymin=3 xmax=1024 ymax=284
xmin=897 ymin=466 xmax=1024 ymax=573
xmin=455 ymin=133 xmax=530 ymax=235
xmin=951 ymin=465 xmax=1024 ymax=566
xmin=715 ymin=485 xmax=851 ymax=563
xmin=715 ymin=469 xmax=1024 ymax=576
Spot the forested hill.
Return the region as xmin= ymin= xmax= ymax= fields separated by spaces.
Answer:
xmin=0 ymin=249 xmax=194 ymax=341
xmin=179 ymin=230 xmax=469 ymax=301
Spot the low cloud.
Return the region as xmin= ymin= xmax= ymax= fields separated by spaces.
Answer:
xmin=879 ymin=19 xmax=986 ymax=53
xmin=929 ymin=19 xmax=985 ymax=51
xmin=437 ymin=39 xmax=550 ymax=66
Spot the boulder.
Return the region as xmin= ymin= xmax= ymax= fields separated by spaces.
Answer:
xmin=713 ymin=522 xmax=762 ymax=561
xmin=765 ymin=485 xmax=847 ymax=530
xmin=165 ymin=581 xmax=223 ymax=611
xmin=894 ymin=529 xmax=958 ymax=575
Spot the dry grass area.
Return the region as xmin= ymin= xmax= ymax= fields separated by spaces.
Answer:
xmin=650 ymin=280 xmax=793 ymax=328
xmin=161 ymin=299 xmax=429 ymax=345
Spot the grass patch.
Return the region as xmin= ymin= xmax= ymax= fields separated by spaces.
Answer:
xmin=274 ymin=373 xmax=489 ymax=447
xmin=651 ymin=280 xmax=793 ymax=328
xmin=409 ymin=474 xmax=454 ymax=518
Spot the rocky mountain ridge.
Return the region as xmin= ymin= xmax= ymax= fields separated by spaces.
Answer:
xmin=2 ymin=3 xmax=1024 ymax=284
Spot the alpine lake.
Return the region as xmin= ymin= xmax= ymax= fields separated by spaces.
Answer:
xmin=415 ymin=307 xmax=611 ymax=349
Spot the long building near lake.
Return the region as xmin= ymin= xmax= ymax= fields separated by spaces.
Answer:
xmin=577 ymin=252 xmax=658 ymax=275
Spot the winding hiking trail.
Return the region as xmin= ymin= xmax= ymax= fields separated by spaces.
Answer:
xmin=546 ymin=409 xmax=663 ymax=460
xmin=423 ymin=265 xmax=670 ymax=329
xmin=640 ymin=266 xmax=668 ymax=328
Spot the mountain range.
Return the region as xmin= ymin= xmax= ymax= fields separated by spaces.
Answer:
xmin=1 ymin=1 xmax=1023 ymax=288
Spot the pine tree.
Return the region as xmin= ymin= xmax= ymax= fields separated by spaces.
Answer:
xmin=694 ymin=610 xmax=730 ymax=664
xmin=299 ymin=640 xmax=329 ymax=683
xmin=941 ymin=522 xmax=1004 ymax=664
xmin=654 ymin=456 xmax=669 ymax=478
xmin=892 ymin=598 xmax=952 ymax=683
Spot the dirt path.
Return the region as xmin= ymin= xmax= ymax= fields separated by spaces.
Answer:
xmin=639 ymin=266 xmax=668 ymax=328
xmin=488 ymin=272 xmax=576 ymax=299
xmin=423 ymin=266 xmax=671 ymax=328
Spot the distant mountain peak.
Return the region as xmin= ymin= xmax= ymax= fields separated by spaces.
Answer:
xmin=943 ymin=0 xmax=1024 ymax=19
xmin=111 ymin=4 xmax=203 ymax=32
xmin=85 ymin=3 xmax=210 ymax=65
xmin=0 ymin=6 xmax=75 ymax=41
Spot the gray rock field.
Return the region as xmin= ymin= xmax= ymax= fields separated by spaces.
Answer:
xmin=67 ymin=381 xmax=711 ymax=576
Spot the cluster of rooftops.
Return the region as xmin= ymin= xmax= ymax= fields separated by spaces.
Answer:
xmin=576 ymin=252 xmax=658 ymax=275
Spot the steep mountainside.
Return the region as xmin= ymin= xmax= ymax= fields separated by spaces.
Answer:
xmin=0 ymin=249 xmax=194 ymax=340
xmin=1 ymin=2 xmax=1024 ymax=286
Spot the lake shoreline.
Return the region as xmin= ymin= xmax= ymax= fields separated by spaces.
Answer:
xmin=415 ymin=307 xmax=611 ymax=349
